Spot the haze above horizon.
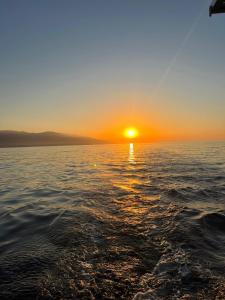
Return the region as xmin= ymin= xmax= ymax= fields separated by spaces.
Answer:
xmin=0 ymin=0 xmax=224 ymax=142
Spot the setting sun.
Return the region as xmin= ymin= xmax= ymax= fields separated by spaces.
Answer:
xmin=124 ymin=127 xmax=139 ymax=139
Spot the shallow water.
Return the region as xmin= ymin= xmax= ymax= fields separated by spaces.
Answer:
xmin=0 ymin=142 xmax=225 ymax=299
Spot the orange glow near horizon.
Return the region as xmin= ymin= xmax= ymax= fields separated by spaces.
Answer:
xmin=124 ymin=127 xmax=139 ymax=139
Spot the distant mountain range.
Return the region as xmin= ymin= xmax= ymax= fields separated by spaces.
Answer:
xmin=0 ymin=131 xmax=105 ymax=148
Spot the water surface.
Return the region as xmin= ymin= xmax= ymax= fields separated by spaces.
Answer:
xmin=0 ymin=142 xmax=225 ymax=299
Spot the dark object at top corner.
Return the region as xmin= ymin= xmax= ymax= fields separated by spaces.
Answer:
xmin=210 ymin=0 xmax=225 ymax=16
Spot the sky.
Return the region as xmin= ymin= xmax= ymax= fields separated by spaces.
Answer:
xmin=0 ymin=0 xmax=224 ymax=142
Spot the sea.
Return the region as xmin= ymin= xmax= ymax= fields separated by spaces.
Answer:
xmin=0 ymin=142 xmax=225 ymax=300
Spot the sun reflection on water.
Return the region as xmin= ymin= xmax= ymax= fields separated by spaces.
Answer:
xmin=129 ymin=143 xmax=135 ymax=163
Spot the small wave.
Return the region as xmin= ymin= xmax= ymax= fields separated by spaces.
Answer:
xmin=199 ymin=212 xmax=225 ymax=232
xmin=165 ymin=186 xmax=225 ymax=204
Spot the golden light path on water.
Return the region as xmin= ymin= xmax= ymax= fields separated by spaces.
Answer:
xmin=112 ymin=143 xmax=138 ymax=198
xmin=129 ymin=143 xmax=135 ymax=163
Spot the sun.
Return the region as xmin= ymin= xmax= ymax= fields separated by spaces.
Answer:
xmin=124 ymin=127 xmax=139 ymax=139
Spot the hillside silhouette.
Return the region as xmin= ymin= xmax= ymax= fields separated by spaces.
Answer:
xmin=0 ymin=131 xmax=104 ymax=148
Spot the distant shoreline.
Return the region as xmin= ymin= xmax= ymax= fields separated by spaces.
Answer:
xmin=0 ymin=130 xmax=105 ymax=149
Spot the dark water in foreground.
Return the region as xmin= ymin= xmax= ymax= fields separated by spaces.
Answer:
xmin=0 ymin=142 xmax=225 ymax=300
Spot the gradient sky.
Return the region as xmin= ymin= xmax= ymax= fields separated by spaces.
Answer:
xmin=0 ymin=0 xmax=224 ymax=141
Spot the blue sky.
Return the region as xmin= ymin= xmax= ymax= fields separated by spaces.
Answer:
xmin=0 ymin=0 xmax=224 ymax=140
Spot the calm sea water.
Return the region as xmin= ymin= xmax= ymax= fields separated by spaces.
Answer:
xmin=0 ymin=142 xmax=225 ymax=299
